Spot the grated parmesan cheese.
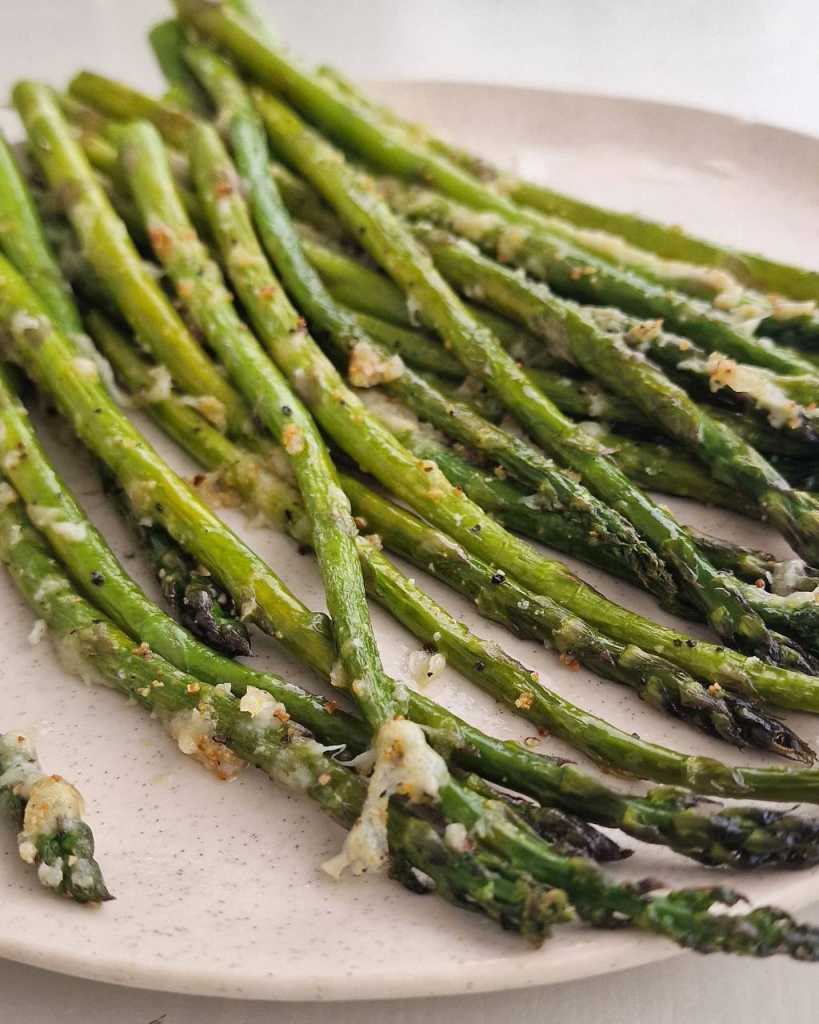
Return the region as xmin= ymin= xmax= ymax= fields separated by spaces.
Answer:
xmin=27 ymin=505 xmax=88 ymax=543
xmin=348 ymin=341 xmax=404 ymax=388
xmin=239 ymin=686 xmax=289 ymax=731
xmin=135 ymin=365 xmax=173 ymax=405
xmin=71 ymin=357 xmax=99 ymax=381
xmin=695 ymin=352 xmax=802 ymax=429
xmin=178 ymin=394 xmax=228 ymax=430
xmin=167 ymin=706 xmax=245 ymax=781
xmin=770 ymin=558 xmax=812 ymax=597
xmin=444 ymin=822 xmax=471 ymax=853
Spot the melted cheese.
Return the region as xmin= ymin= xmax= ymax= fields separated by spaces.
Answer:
xmin=322 ymin=719 xmax=449 ymax=879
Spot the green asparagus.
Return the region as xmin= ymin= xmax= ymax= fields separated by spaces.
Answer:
xmin=13 ymin=82 xmax=250 ymax=438
xmin=0 ymin=730 xmax=111 ymax=903
xmin=406 ymin=222 xmax=819 ymax=565
xmin=250 ymin=88 xmax=815 ymax=669
xmin=120 ymin=119 xmax=401 ymax=732
xmin=172 ymin=4 xmax=818 ymax=378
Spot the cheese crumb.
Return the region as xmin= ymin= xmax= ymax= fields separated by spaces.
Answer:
xmin=444 ymin=822 xmax=471 ymax=853
xmin=348 ymin=341 xmax=404 ymax=388
xmin=28 ymin=619 xmax=47 ymax=646
xmin=239 ymin=686 xmax=289 ymax=731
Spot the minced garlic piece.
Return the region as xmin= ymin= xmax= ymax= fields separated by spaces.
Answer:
xmin=407 ymin=649 xmax=447 ymax=687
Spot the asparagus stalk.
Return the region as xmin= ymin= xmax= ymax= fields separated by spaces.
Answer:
xmin=182 ymin=43 xmax=686 ymax=612
xmin=68 ymin=72 xmax=196 ymax=149
xmin=0 ymin=361 xmax=364 ymax=750
xmin=385 ymin=181 xmax=819 ymax=350
xmin=250 ymin=90 xmax=814 ymax=670
xmin=407 ymin=223 xmax=819 ymax=565
xmin=280 ymin=227 xmax=818 ymax=459
xmin=374 ymin=409 xmax=819 ymax=658
xmin=119 ymin=120 xmax=401 ymax=732
xmin=384 ymin=184 xmax=819 ymax=382
xmin=87 ymin=314 xmax=819 ymax=835
xmin=0 ymin=730 xmax=112 ymax=903
xmin=171 ymin=5 xmax=819 ymax=379
xmin=13 ymin=82 xmax=251 ymax=439
xmin=0 ymin=271 xmax=638 ymax=895
xmin=100 ymin=467 xmax=251 ymax=657
xmin=386 ymin=189 xmax=819 ymax=420
xmin=13 ymin=499 xmax=819 ymax=958
xmin=148 ymin=19 xmax=211 ymax=115
xmin=0 ymin=498 xmax=569 ymax=942
xmin=9 ymin=81 xmax=818 ymax=798
xmin=0 ymin=256 xmax=343 ymax=677
xmin=16 ymin=238 xmax=819 ymax=718
xmin=360 ymin=96 xmax=819 ymax=305
xmin=0 ymin=134 xmax=83 ymax=337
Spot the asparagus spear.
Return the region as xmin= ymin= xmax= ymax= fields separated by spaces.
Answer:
xmin=0 ymin=281 xmax=639 ymax=892
xmin=86 ymin=314 xmax=819 ymax=841
xmin=12 ymin=82 xmax=251 ymax=439
xmin=13 ymin=498 xmax=819 ymax=957
xmin=406 ymin=223 xmax=819 ymax=566
xmin=352 ymin=91 xmax=819 ymax=304
xmin=181 ymin=43 xmax=690 ymax=611
xmin=388 ymin=186 xmax=819 ymax=413
xmin=0 ymin=498 xmax=570 ymax=942
xmin=148 ymin=19 xmax=211 ymax=115
xmin=387 ymin=186 xmax=819 ymax=383
xmin=68 ymin=72 xmax=196 ymax=149
xmin=0 ymin=256 xmax=343 ymax=676
xmin=69 ymin=137 xmax=801 ymax=495
xmin=171 ymin=5 xmax=819 ymax=380
xmin=276 ymin=226 xmax=818 ymax=459
xmin=384 ymin=181 xmax=819 ymax=350
xmin=19 ymin=236 xmax=819 ymax=716
xmin=12 ymin=123 xmax=819 ymax=782
xmin=0 ymin=730 xmax=112 ymax=903
xmin=249 ymin=90 xmax=815 ymax=670
xmin=372 ymin=407 xmax=819 ymax=659
xmin=119 ymin=120 xmax=401 ymax=732
xmin=0 ymin=134 xmax=83 ymax=337
xmin=100 ymin=466 xmax=251 ymax=657
xmin=0 ymin=362 xmax=364 ymax=750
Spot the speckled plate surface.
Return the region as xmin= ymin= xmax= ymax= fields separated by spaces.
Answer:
xmin=1 ymin=82 xmax=818 ymax=1001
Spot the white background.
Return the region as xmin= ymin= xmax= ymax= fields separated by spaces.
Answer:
xmin=1 ymin=0 xmax=818 ymax=1020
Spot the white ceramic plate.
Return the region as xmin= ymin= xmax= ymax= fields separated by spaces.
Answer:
xmin=1 ymin=81 xmax=818 ymax=1002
